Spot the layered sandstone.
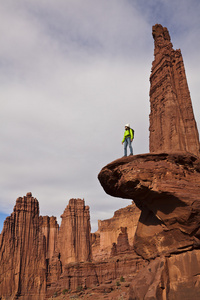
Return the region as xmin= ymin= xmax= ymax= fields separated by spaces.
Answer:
xmin=46 ymin=198 xmax=92 ymax=294
xmin=57 ymin=198 xmax=91 ymax=265
xmin=150 ymin=24 xmax=200 ymax=156
xmin=46 ymin=253 xmax=145 ymax=298
xmin=40 ymin=215 xmax=59 ymax=262
xmin=98 ymin=153 xmax=200 ymax=259
xmin=0 ymin=193 xmax=47 ymax=300
xmin=92 ymin=203 xmax=140 ymax=260
xmin=98 ymin=24 xmax=200 ymax=299
xmin=0 ymin=196 xmax=94 ymax=299
xmin=129 ymin=250 xmax=200 ymax=300
xmin=111 ymin=227 xmax=130 ymax=256
xmin=0 ymin=193 xmax=143 ymax=299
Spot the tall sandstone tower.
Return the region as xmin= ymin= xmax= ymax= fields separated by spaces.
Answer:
xmin=149 ymin=24 xmax=200 ymax=156
xmin=57 ymin=198 xmax=91 ymax=265
xmin=0 ymin=193 xmax=47 ymax=299
xmin=0 ymin=195 xmax=91 ymax=299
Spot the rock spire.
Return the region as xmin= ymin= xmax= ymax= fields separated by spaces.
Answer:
xmin=98 ymin=24 xmax=200 ymax=299
xmin=0 ymin=193 xmax=47 ymax=299
xmin=57 ymin=198 xmax=91 ymax=264
xmin=149 ymin=24 xmax=200 ymax=156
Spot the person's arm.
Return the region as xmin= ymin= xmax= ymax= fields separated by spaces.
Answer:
xmin=122 ymin=132 xmax=125 ymax=144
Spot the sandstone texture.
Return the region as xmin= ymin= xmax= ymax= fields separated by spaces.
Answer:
xmin=0 ymin=194 xmax=142 ymax=300
xmin=0 ymin=193 xmax=47 ymax=300
xmin=57 ymin=198 xmax=91 ymax=265
xmin=150 ymin=24 xmax=200 ymax=156
xmin=92 ymin=203 xmax=140 ymax=260
xmin=98 ymin=24 xmax=200 ymax=299
xmin=98 ymin=152 xmax=200 ymax=259
xmin=40 ymin=215 xmax=58 ymax=262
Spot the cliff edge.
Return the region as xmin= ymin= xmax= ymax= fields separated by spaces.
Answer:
xmin=98 ymin=24 xmax=200 ymax=299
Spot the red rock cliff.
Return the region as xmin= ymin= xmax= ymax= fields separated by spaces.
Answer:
xmin=98 ymin=24 xmax=200 ymax=299
xmin=149 ymin=24 xmax=200 ymax=156
xmin=92 ymin=202 xmax=140 ymax=260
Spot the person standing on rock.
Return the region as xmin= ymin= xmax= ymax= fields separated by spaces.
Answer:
xmin=122 ymin=124 xmax=134 ymax=156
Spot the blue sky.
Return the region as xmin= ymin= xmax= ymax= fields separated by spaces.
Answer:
xmin=1 ymin=0 xmax=200 ymax=233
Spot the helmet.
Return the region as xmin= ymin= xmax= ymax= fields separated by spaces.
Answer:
xmin=125 ymin=123 xmax=130 ymax=128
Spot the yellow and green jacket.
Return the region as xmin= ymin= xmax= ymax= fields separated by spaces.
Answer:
xmin=122 ymin=128 xmax=134 ymax=143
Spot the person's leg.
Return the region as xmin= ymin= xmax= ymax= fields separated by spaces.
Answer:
xmin=127 ymin=137 xmax=133 ymax=155
xmin=124 ymin=139 xmax=128 ymax=156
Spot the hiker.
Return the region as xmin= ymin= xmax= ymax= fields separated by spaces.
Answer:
xmin=122 ymin=124 xmax=134 ymax=156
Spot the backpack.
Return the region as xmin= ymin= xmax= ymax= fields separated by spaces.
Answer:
xmin=129 ymin=128 xmax=134 ymax=139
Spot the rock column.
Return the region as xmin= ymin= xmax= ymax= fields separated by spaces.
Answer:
xmin=149 ymin=24 xmax=200 ymax=156
xmin=0 ymin=193 xmax=46 ymax=299
xmin=58 ymin=198 xmax=91 ymax=265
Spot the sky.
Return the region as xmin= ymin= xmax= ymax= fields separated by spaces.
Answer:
xmin=1 ymin=0 xmax=200 ymax=233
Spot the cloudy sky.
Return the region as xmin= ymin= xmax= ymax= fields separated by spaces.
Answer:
xmin=1 ymin=0 xmax=200 ymax=232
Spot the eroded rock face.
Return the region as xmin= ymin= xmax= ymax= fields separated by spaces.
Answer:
xmin=98 ymin=153 xmax=200 ymax=258
xmin=46 ymin=253 xmax=146 ymax=298
xmin=40 ymin=215 xmax=59 ymax=262
xmin=129 ymin=250 xmax=200 ymax=300
xmin=150 ymin=24 xmax=200 ymax=156
xmin=0 ymin=193 xmax=47 ymax=300
xmin=98 ymin=23 xmax=200 ymax=260
xmin=111 ymin=227 xmax=130 ymax=256
xmin=98 ymin=24 xmax=200 ymax=299
xmin=0 ymin=196 xmax=93 ymax=299
xmin=57 ymin=198 xmax=91 ymax=265
xmin=92 ymin=202 xmax=140 ymax=260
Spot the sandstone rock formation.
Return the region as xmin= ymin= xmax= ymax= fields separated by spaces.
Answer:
xmin=0 ymin=193 xmax=47 ymax=300
xmin=57 ymin=198 xmax=91 ymax=265
xmin=40 ymin=215 xmax=58 ymax=262
xmin=0 ymin=196 xmax=93 ymax=299
xmin=150 ymin=24 xmax=200 ymax=156
xmin=129 ymin=250 xmax=200 ymax=300
xmin=1 ymin=24 xmax=200 ymax=300
xmin=0 ymin=194 xmax=142 ymax=299
xmin=98 ymin=24 xmax=200 ymax=299
xmin=92 ymin=202 xmax=140 ymax=260
xmin=98 ymin=152 xmax=200 ymax=259
xmin=111 ymin=227 xmax=130 ymax=256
